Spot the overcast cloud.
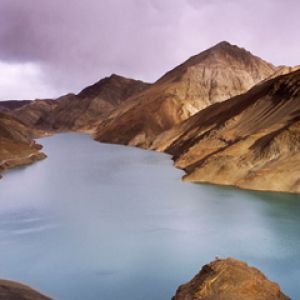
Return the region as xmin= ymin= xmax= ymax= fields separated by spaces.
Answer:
xmin=0 ymin=0 xmax=299 ymax=100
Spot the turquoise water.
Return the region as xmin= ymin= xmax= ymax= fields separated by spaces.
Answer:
xmin=0 ymin=133 xmax=299 ymax=299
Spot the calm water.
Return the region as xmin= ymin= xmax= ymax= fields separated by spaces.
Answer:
xmin=0 ymin=133 xmax=299 ymax=299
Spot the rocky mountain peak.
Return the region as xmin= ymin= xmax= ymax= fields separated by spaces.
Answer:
xmin=206 ymin=40 xmax=245 ymax=55
xmin=109 ymin=73 xmax=127 ymax=80
xmin=77 ymin=73 xmax=149 ymax=104
xmin=95 ymin=42 xmax=280 ymax=148
xmin=209 ymin=40 xmax=246 ymax=52
xmin=157 ymin=41 xmax=276 ymax=84
xmin=195 ymin=40 xmax=269 ymax=65
xmin=78 ymin=74 xmax=127 ymax=98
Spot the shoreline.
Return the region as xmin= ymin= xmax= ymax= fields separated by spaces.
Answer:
xmin=2 ymin=132 xmax=299 ymax=196
xmin=90 ymin=136 xmax=300 ymax=195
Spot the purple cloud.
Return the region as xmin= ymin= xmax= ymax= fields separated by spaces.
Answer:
xmin=0 ymin=0 xmax=299 ymax=99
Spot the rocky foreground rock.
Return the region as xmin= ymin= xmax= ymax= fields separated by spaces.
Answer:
xmin=0 ymin=279 xmax=51 ymax=300
xmin=172 ymin=258 xmax=290 ymax=300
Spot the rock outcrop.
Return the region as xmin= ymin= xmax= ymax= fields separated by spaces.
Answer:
xmin=0 ymin=279 xmax=51 ymax=300
xmin=152 ymin=69 xmax=300 ymax=193
xmin=2 ymin=74 xmax=149 ymax=132
xmin=94 ymin=41 xmax=277 ymax=147
xmin=173 ymin=258 xmax=290 ymax=300
xmin=0 ymin=112 xmax=46 ymax=178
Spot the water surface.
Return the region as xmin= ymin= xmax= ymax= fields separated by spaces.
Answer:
xmin=0 ymin=133 xmax=299 ymax=299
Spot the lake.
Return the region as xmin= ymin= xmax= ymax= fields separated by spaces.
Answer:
xmin=0 ymin=133 xmax=299 ymax=299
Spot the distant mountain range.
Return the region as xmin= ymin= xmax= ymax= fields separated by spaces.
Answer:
xmin=0 ymin=41 xmax=299 ymax=193
xmin=0 ymin=75 xmax=149 ymax=132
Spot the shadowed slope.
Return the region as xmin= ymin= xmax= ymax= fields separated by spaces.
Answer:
xmin=153 ymin=69 xmax=300 ymax=193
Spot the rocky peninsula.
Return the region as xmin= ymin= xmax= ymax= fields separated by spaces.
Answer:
xmin=0 ymin=112 xmax=46 ymax=179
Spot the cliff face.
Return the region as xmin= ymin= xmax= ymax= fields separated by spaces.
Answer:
xmin=3 ymin=74 xmax=149 ymax=132
xmin=0 ymin=279 xmax=51 ymax=300
xmin=94 ymin=41 xmax=277 ymax=147
xmin=152 ymin=69 xmax=300 ymax=193
xmin=0 ymin=112 xmax=46 ymax=177
xmin=173 ymin=258 xmax=290 ymax=300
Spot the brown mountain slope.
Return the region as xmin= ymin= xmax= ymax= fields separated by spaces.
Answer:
xmin=266 ymin=65 xmax=300 ymax=80
xmin=94 ymin=41 xmax=277 ymax=147
xmin=0 ymin=279 xmax=51 ymax=300
xmin=0 ymin=112 xmax=46 ymax=178
xmin=8 ymin=99 xmax=57 ymax=130
xmin=5 ymin=74 xmax=149 ymax=132
xmin=152 ymin=69 xmax=300 ymax=193
xmin=173 ymin=258 xmax=290 ymax=300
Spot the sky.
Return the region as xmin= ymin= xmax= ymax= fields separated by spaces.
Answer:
xmin=0 ymin=0 xmax=299 ymax=100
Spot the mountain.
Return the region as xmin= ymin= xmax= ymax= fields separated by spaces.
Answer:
xmin=2 ymin=74 xmax=149 ymax=132
xmin=0 ymin=112 xmax=46 ymax=178
xmin=6 ymin=99 xmax=57 ymax=130
xmin=94 ymin=41 xmax=277 ymax=147
xmin=172 ymin=258 xmax=290 ymax=300
xmin=152 ymin=69 xmax=300 ymax=193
